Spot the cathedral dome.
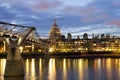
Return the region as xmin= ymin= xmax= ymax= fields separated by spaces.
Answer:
xmin=49 ymin=18 xmax=61 ymax=36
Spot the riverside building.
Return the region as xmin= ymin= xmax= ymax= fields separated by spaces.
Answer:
xmin=49 ymin=19 xmax=120 ymax=53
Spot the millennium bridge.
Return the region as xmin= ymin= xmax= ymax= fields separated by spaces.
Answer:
xmin=0 ymin=21 xmax=49 ymax=76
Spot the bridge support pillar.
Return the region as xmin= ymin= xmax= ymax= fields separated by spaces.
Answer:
xmin=4 ymin=47 xmax=24 ymax=76
xmin=3 ymin=41 xmax=6 ymax=52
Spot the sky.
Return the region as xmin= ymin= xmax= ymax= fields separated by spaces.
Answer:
xmin=0 ymin=0 xmax=120 ymax=38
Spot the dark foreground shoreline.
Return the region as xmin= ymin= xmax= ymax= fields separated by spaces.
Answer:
xmin=0 ymin=52 xmax=120 ymax=58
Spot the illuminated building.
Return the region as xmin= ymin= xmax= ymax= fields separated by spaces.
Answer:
xmin=56 ymin=35 xmax=84 ymax=52
xmin=48 ymin=19 xmax=120 ymax=53
xmin=49 ymin=18 xmax=64 ymax=52
xmin=92 ymin=34 xmax=120 ymax=52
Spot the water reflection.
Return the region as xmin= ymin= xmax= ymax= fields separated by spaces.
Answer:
xmin=25 ymin=59 xmax=29 ymax=76
xmin=31 ymin=59 xmax=36 ymax=76
xmin=4 ymin=77 xmax=24 ymax=80
xmin=0 ymin=58 xmax=120 ymax=80
xmin=24 ymin=59 xmax=36 ymax=76
xmin=0 ymin=59 xmax=6 ymax=76
xmin=78 ymin=59 xmax=83 ymax=80
xmin=63 ymin=59 xmax=67 ymax=80
xmin=39 ymin=59 xmax=43 ymax=80
xmin=0 ymin=76 xmax=4 ymax=80
xmin=106 ymin=58 xmax=112 ymax=80
xmin=48 ymin=58 xmax=56 ymax=80
xmin=118 ymin=59 xmax=120 ymax=79
xmin=24 ymin=59 xmax=36 ymax=80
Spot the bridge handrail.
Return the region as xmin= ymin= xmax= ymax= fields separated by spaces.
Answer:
xmin=0 ymin=21 xmax=36 ymax=29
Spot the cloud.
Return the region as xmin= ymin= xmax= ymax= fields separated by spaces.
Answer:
xmin=0 ymin=0 xmax=20 ymax=4
xmin=82 ymin=13 xmax=110 ymax=23
xmin=0 ymin=0 xmax=120 ymax=38
xmin=112 ymin=1 xmax=120 ymax=7
xmin=0 ymin=3 xmax=11 ymax=9
xmin=33 ymin=1 xmax=61 ymax=11
xmin=61 ymin=0 xmax=120 ymax=17
xmin=30 ymin=15 xmax=39 ymax=19
xmin=10 ymin=20 xmax=32 ymax=25
xmin=61 ymin=0 xmax=93 ymax=7
xmin=105 ymin=20 xmax=120 ymax=27
xmin=62 ymin=6 xmax=99 ymax=16
xmin=0 ymin=0 xmax=61 ymax=12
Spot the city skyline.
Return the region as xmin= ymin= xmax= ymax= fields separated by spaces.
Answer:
xmin=0 ymin=0 xmax=120 ymax=37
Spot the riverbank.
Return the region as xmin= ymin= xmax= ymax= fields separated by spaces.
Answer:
xmin=0 ymin=53 xmax=120 ymax=58
xmin=22 ymin=53 xmax=120 ymax=58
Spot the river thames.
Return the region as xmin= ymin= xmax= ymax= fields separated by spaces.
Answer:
xmin=0 ymin=58 xmax=120 ymax=80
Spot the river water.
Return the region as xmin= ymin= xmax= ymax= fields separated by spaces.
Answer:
xmin=0 ymin=58 xmax=120 ymax=80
